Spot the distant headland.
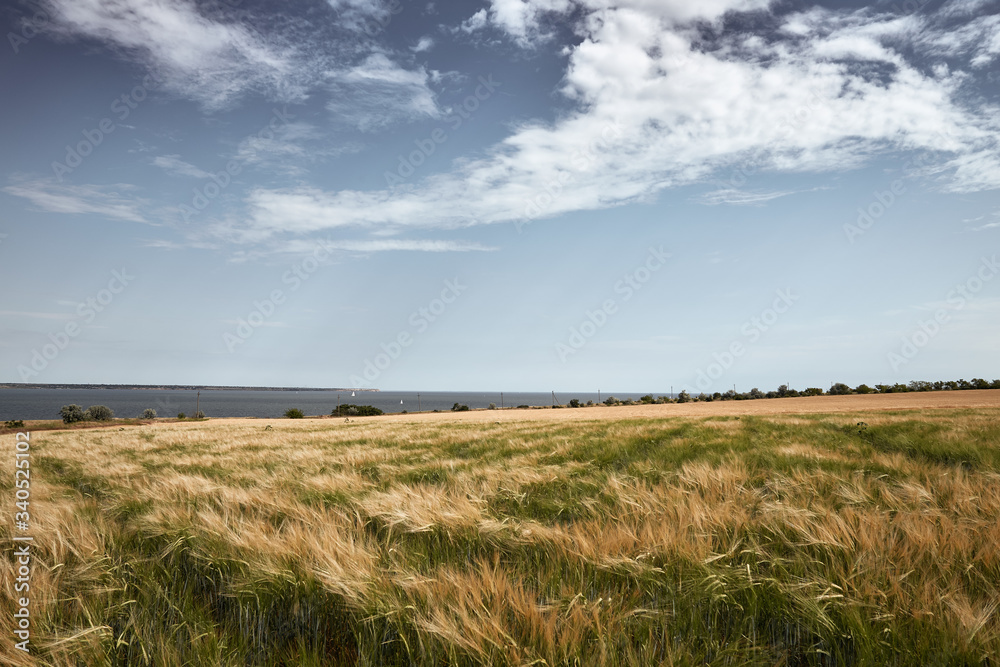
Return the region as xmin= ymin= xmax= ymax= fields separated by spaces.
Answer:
xmin=0 ymin=383 xmax=379 ymax=392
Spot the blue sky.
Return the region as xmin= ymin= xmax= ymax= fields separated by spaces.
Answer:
xmin=0 ymin=0 xmax=998 ymax=392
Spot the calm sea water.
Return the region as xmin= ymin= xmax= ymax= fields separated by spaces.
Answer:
xmin=0 ymin=388 xmax=666 ymax=421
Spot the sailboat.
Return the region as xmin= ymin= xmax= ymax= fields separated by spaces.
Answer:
xmin=351 ymin=391 xmax=355 ymax=397
xmin=400 ymin=399 xmax=404 ymax=404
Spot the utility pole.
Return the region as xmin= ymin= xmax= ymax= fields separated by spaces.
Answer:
xmin=500 ymin=392 xmax=503 ymax=410
xmin=196 ymin=391 xmax=200 ymax=416
xmin=417 ymin=394 xmax=420 ymax=412
xmin=598 ymin=389 xmax=601 ymax=404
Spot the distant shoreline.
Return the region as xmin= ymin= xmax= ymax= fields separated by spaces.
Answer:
xmin=0 ymin=383 xmax=379 ymax=392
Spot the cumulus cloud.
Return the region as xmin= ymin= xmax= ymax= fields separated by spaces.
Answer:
xmin=218 ymin=1 xmax=999 ymax=243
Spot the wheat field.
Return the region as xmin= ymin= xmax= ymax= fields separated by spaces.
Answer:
xmin=2 ymin=400 xmax=999 ymax=665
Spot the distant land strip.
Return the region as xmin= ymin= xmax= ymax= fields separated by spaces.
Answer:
xmin=0 ymin=383 xmax=379 ymax=392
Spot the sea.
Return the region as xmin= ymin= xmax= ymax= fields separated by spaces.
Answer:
xmin=0 ymin=388 xmax=669 ymax=421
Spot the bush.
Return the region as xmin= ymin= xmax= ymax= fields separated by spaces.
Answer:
xmin=855 ymin=384 xmax=874 ymax=394
xmin=516 ymin=405 xmax=529 ymax=409
xmin=488 ymin=403 xmax=497 ymax=410
xmin=284 ymin=408 xmax=304 ymax=419
xmin=803 ymin=388 xmax=824 ymax=396
xmin=451 ymin=403 xmax=470 ymax=412
xmin=676 ymin=391 xmax=691 ymax=404
xmin=177 ymin=412 xmax=186 ymax=419
xmin=194 ymin=411 xmax=206 ymax=419
xmin=60 ymin=404 xmax=87 ymax=424
xmin=568 ymin=399 xmax=581 ymax=408
xmin=331 ymin=404 xmax=383 ymax=417
xmin=4 ymin=420 xmax=25 ymax=429
xmin=640 ymin=394 xmax=654 ymax=404
xmin=142 ymin=408 xmax=157 ymax=419
xmin=85 ymin=405 xmax=114 ymax=421
xmin=604 ymin=396 xmax=618 ymax=406
xmin=828 ymin=383 xmax=852 ymax=395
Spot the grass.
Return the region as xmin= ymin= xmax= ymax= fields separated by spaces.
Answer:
xmin=2 ymin=408 xmax=999 ymax=665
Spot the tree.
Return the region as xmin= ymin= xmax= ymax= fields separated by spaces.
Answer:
xmin=142 ymin=408 xmax=157 ymax=419
xmin=284 ymin=408 xmax=304 ymax=419
xmin=177 ymin=413 xmax=186 ymax=419
xmin=451 ymin=403 xmax=470 ymax=412
xmin=828 ymin=383 xmax=851 ymax=395
xmin=568 ymin=399 xmax=581 ymax=408
xmin=60 ymin=404 xmax=87 ymax=423
xmin=803 ymin=387 xmax=823 ymax=396
xmin=194 ymin=411 xmax=206 ymax=419
xmin=776 ymin=384 xmax=790 ymax=397
xmin=489 ymin=402 xmax=498 ymax=410
xmin=85 ymin=405 xmax=114 ymax=421
xmin=855 ymin=384 xmax=874 ymax=394
xmin=640 ymin=395 xmax=654 ymax=404
xmin=677 ymin=390 xmax=691 ymax=403
xmin=749 ymin=387 xmax=764 ymax=399
xmin=604 ymin=396 xmax=618 ymax=406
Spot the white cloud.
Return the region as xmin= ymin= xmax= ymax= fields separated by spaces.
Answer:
xmin=695 ymin=188 xmax=799 ymax=206
xmin=327 ymin=54 xmax=442 ymax=131
xmin=3 ymin=178 xmax=150 ymax=224
xmin=151 ymin=155 xmax=210 ymax=179
xmin=41 ymin=0 xmax=310 ymax=110
xmin=411 ymin=36 xmax=435 ymax=52
xmin=459 ymin=9 xmax=488 ymax=34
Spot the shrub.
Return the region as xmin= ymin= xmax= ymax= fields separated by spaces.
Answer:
xmin=640 ymin=394 xmax=654 ymax=404
xmin=177 ymin=412 xmax=186 ymax=419
xmin=60 ymin=404 xmax=87 ymax=424
xmin=284 ymin=408 xmax=304 ymax=419
xmin=488 ymin=403 xmax=497 ymax=410
xmin=803 ymin=388 xmax=824 ymax=396
xmin=676 ymin=391 xmax=691 ymax=404
xmin=516 ymin=405 xmax=529 ymax=409
xmin=142 ymin=408 xmax=157 ymax=419
xmin=194 ymin=411 xmax=206 ymax=419
xmin=829 ymin=383 xmax=852 ymax=395
xmin=86 ymin=405 xmax=114 ymax=421
xmin=604 ymin=396 xmax=618 ymax=406
xmin=331 ymin=404 xmax=383 ymax=417
xmin=855 ymin=384 xmax=874 ymax=394
xmin=451 ymin=403 xmax=470 ymax=412
xmin=4 ymin=420 xmax=25 ymax=429
xmin=568 ymin=399 xmax=581 ymax=408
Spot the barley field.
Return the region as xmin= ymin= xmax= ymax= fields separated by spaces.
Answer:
xmin=3 ymin=398 xmax=1000 ymax=665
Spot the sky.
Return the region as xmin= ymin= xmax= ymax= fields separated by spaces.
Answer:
xmin=0 ymin=0 xmax=998 ymax=393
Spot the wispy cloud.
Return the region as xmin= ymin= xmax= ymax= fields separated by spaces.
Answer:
xmin=41 ymin=0 xmax=310 ymax=110
xmin=695 ymin=189 xmax=800 ymax=206
xmin=151 ymin=155 xmax=210 ymax=179
xmin=327 ymin=54 xmax=442 ymax=131
xmin=0 ymin=310 xmax=75 ymax=321
xmin=3 ymin=178 xmax=150 ymax=224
